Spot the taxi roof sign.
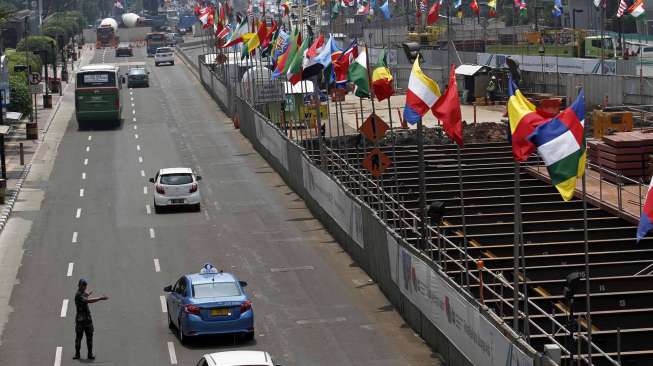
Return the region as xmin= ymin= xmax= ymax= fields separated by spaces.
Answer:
xmin=200 ymin=263 xmax=220 ymax=274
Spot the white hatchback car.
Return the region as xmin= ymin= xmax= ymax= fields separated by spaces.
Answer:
xmin=150 ymin=168 xmax=201 ymax=212
xmin=154 ymin=46 xmax=175 ymax=66
xmin=196 ymin=351 xmax=280 ymax=366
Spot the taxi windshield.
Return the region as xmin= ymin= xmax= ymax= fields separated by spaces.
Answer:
xmin=192 ymin=282 xmax=241 ymax=298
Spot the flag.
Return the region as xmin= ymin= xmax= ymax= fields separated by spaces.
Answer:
xmin=194 ymin=4 xmax=201 ymax=15
xmin=420 ymin=0 xmax=428 ymax=14
xmin=372 ymin=49 xmax=394 ymax=101
xmin=343 ymin=0 xmax=355 ymax=6
xmin=222 ymin=16 xmax=248 ymax=47
xmin=357 ymin=2 xmax=370 ymax=15
xmin=528 ymin=90 xmax=586 ymax=201
xmin=272 ymin=29 xmax=298 ymax=79
xmin=593 ymin=0 xmax=605 ymax=8
xmin=271 ymin=29 xmax=289 ymax=67
xmin=306 ymin=34 xmax=325 ymax=59
xmin=332 ymin=0 xmax=341 ymax=19
xmin=507 ymin=78 xmax=549 ymax=161
xmin=519 ymin=0 xmax=527 ymax=16
xmin=637 ymin=176 xmax=653 ymax=241
xmin=427 ymin=0 xmax=441 ymax=24
xmin=454 ymin=0 xmax=461 ymax=8
xmin=281 ymin=0 xmax=290 ymax=15
xmin=348 ymin=48 xmax=370 ymax=98
xmin=334 ymin=40 xmax=358 ymax=88
xmin=216 ymin=24 xmax=231 ymax=45
xmin=628 ymin=0 xmax=645 ymax=17
xmin=380 ymin=0 xmax=392 ymax=19
xmin=199 ymin=6 xmax=214 ymax=28
xmin=114 ymin=1 xmax=124 ymax=9
xmin=487 ymin=0 xmax=496 ymax=16
xmin=303 ymin=36 xmax=335 ymax=80
xmin=616 ymin=0 xmax=628 ymax=17
xmin=261 ymin=20 xmax=277 ymax=52
xmin=287 ymin=35 xmax=309 ymax=84
xmin=403 ymin=58 xmax=441 ymax=125
xmin=432 ymin=64 xmax=462 ymax=146
xmin=470 ymin=0 xmax=480 ymax=15
xmin=245 ymin=20 xmax=267 ymax=53
xmin=552 ymin=0 xmax=562 ymax=17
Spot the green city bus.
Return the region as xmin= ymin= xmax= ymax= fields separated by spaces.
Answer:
xmin=75 ymin=64 xmax=123 ymax=129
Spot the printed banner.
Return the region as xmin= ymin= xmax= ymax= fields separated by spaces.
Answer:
xmin=478 ymin=53 xmax=617 ymax=75
xmin=387 ymin=234 xmax=534 ymax=366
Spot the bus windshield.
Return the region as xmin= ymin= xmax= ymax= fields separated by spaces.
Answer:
xmin=77 ymin=71 xmax=116 ymax=88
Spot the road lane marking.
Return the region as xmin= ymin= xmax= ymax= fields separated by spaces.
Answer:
xmin=270 ymin=266 xmax=315 ymax=273
xmin=143 ymin=186 xmax=148 ymax=194
xmin=79 ymin=189 xmax=84 ymax=197
xmin=154 ymin=258 xmax=161 ymax=272
xmin=81 ymin=172 xmax=86 ymax=180
xmin=133 ymin=125 xmax=138 ymax=130
xmin=132 ymin=110 xmax=135 ymax=115
xmin=134 ymin=133 xmax=139 ymax=139
xmin=54 ymin=347 xmax=62 ymax=366
xmin=141 ymin=170 xmax=145 ymax=177
xmin=130 ymin=97 xmax=134 ymax=101
xmin=67 ymin=263 xmax=74 ymax=277
xmin=146 ymin=204 xmax=151 ymax=214
xmin=75 ymin=208 xmax=82 ymax=218
xmin=72 ymin=232 xmax=78 ymax=243
xmin=88 ymin=135 xmax=92 ymax=141
xmin=130 ymin=91 xmax=133 ymax=95
xmin=167 ymin=342 xmax=177 ymax=364
xmin=133 ymin=117 xmax=136 ymax=122
xmin=131 ymin=103 xmax=135 ymax=107
xmin=138 ymin=156 xmax=143 ymax=163
xmin=60 ymin=299 xmax=68 ymax=317
xmin=136 ymin=145 xmax=141 ymax=151
xmin=160 ymin=296 xmax=167 ymax=312
xmin=85 ymin=146 xmax=90 ymax=152
xmin=296 ymin=316 xmax=347 ymax=325
xmin=83 ymin=158 xmax=88 ymax=165
xmin=149 ymin=228 xmax=155 ymax=239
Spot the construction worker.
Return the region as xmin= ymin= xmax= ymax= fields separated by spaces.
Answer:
xmin=73 ymin=279 xmax=109 ymax=360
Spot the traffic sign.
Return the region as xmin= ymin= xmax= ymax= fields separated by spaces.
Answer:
xmin=362 ymin=148 xmax=392 ymax=178
xmin=29 ymin=84 xmax=43 ymax=94
xmin=359 ymin=113 xmax=389 ymax=144
xmin=29 ymin=72 xmax=41 ymax=85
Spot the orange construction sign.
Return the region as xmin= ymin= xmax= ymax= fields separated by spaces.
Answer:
xmin=362 ymin=148 xmax=392 ymax=178
xmin=359 ymin=113 xmax=389 ymax=144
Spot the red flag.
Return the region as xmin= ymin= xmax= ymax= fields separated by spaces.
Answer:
xmin=427 ymin=1 xmax=440 ymax=24
xmin=306 ymin=34 xmax=325 ymax=58
xmin=470 ymin=0 xmax=479 ymax=15
xmin=194 ymin=4 xmax=201 ymax=15
xmin=431 ymin=64 xmax=463 ymax=146
xmin=261 ymin=20 xmax=276 ymax=49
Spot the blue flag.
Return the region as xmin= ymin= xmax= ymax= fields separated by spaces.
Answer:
xmin=552 ymin=0 xmax=562 ymax=16
xmin=380 ymin=0 xmax=391 ymax=18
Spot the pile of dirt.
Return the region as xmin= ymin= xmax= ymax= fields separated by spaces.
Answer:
xmin=381 ymin=122 xmax=509 ymax=146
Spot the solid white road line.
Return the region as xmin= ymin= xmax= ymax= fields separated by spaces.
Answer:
xmin=85 ymin=146 xmax=90 ymax=152
xmin=54 ymin=347 xmax=62 ymax=366
xmin=75 ymin=208 xmax=82 ymax=218
xmin=143 ymin=186 xmax=148 ymax=194
xmin=60 ymin=299 xmax=68 ymax=317
xmin=138 ymin=156 xmax=143 ymax=163
xmin=81 ymin=172 xmax=86 ymax=180
xmin=67 ymin=263 xmax=74 ymax=277
xmin=72 ymin=232 xmax=78 ymax=243
xmin=146 ymin=204 xmax=151 ymax=215
xmin=160 ymin=295 xmax=167 ymax=312
xmin=154 ymin=258 xmax=161 ymax=272
xmin=88 ymin=135 xmax=92 ymax=141
xmin=79 ymin=189 xmax=84 ymax=197
xmin=141 ymin=170 xmax=145 ymax=177
xmin=83 ymin=158 xmax=88 ymax=165
xmin=136 ymin=145 xmax=141 ymax=151
xmin=149 ymin=228 xmax=155 ymax=239
xmin=167 ymin=342 xmax=177 ymax=364
xmin=134 ymin=134 xmax=139 ymax=139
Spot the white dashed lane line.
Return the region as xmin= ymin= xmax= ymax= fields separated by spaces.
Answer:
xmin=154 ymin=258 xmax=160 ymax=272
xmin=133 ymin=125 xmax=138 ymax=130
xmin=83 ymin=158 xmax=88 ymax=165
xmin=72 ymin=232 xmax=78 ymax=243
xmin=131 ymin=103 xmax=135 ymax=107
xmin=160 ymin=296 xmax=167 ymax=312
xmin=82 ymin=172 xmax=86 ymax=180
xmin=79 ymin=189 xmax=84 ymax=197
xmin=54 ymin=347 xmax=62 ymax=366
xmin=60 ymin=299 xmax=68 ymax=317
xmin=133 ymin=117 xmax=136 ymax=122
xmin=167 ymin=342 xmax=177 ymax=364
xmin=141 ymin=170 xmax=146 ymax=177
xmin=143 ymin=186 xmax=148 ymax=194
xmin=146 ymin=204 xmax=151 ymax=215
xmin=67 ymin=263 xmax=74 ymax=277
xmin=132 ymin=110 xmax=135 ymax=115
xmin=149 ymin=228 xmax=156 ymax=239
xmin=134 ymin=133 xmax=139 ymax=139
xmin=136 ymin=145 xmax=141 ymax=151
xmin=138 ymin=156 xmax=143 ymax=163
xmin=85 ymin=146 xmax=90 ymax=152
xmin=88 ymin=135 xmax=92 ymax=141
xmin=75 ymin=208 xmax=82 ymax=218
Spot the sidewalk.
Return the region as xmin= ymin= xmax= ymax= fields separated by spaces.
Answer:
xmin=0 ymin=46 xmax=93 ymax=232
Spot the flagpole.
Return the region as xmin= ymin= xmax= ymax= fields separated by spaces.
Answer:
xmin=582 ymin=159 xmax=593 ymax=365
xmin=600 ymin=4 xmax=605 ymax=74
xmin=512 ymin=160 xmax=521 ymax=333
xmin=456 ymin=143 xmax=469 ymax=289
xmin=417 ymin=117 xmax=428 ymax=250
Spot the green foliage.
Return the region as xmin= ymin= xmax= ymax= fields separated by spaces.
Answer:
xmin=16 ymin=36 xmax=57 ymax=64
xmin=8 ymin=74 xmax=31 ymax=116
xmin=4 ymin=49 xmax=42 ymax=78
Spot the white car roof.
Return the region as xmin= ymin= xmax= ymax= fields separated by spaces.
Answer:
xmin=159 ymin=167 xmax=192 ymax=175
xmin=205 ymin=351 xmax=273 ymax=366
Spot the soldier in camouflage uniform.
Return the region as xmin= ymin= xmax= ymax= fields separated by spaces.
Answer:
xmin=74 ymin=279 xmax=109 ymax=360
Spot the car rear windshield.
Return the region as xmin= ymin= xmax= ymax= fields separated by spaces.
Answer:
xmin=192 ymin=282 xmax=241 ymax=298
xmin=160 ymin=173 xmax=193 ymax=185
xmin=77 ymin=71 xmax=116 ymax=88
xmin=157 ymin=47 xmax=172 ymax=53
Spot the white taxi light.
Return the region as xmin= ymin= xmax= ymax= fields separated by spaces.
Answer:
xmin=200 ymin=263 xmax=219 ymax=274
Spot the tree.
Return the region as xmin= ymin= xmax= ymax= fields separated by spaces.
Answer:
xmin=16 ymin=36 xmax=57 ymax=64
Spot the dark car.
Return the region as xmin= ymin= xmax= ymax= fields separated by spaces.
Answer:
xmin=115 ymin=42 xmax=133 ymax=57
xmin=126 ymin=67 xmax=149 ymax=88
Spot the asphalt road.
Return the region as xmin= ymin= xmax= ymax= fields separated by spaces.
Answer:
xmin=0 ymin=45 xmax=440 ymax=366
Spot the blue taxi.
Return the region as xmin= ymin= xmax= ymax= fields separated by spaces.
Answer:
xmin=164 ymin=264 xmax=254 ymax=343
